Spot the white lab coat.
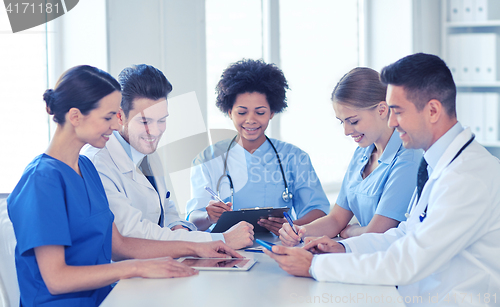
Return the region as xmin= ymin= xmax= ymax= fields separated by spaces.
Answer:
xmin=311 ymin=127 xmax=500 ymax=306
xmin=83 ymin=134 xmax=212 ymax=242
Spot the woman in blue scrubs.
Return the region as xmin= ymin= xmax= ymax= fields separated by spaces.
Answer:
xmin=279 ymin=67 xmax=421 ymax=246
xmin=7 ymin=66 xmax=239 ymax=306
xmin=187 ymin=59 xmax=329 ymax=235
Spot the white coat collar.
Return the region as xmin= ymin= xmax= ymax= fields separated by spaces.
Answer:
xmin=106 ymin=133 xmax=138 ymax=175
xmin=429 ymin=126 xmax=473 ymax=181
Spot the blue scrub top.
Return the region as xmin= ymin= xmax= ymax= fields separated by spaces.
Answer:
xmin=186 ymin=138 xmax=330 ymax=220
xmin=8 ymin=154 xmax=114 ymax=307
xmin=336 ymin=131 xmax=422 ymax=226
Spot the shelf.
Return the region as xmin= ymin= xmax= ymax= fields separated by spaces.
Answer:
xmin=446 ymin=20 xmax=500 ymax=28
xmin=480 ymin=141 xmax=500 ymax=147
xmin=455 ymin=82 xmax=500 ymax=88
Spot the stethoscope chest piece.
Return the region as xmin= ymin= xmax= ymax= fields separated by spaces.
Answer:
xmin=282 ymin=188 xmax=293 ymax=203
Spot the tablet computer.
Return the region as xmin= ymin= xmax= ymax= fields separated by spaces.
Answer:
xmin=177 ymin=257 xmax=256 ymax=271
xmin=211 ymin=207 xmax=289 ymax=233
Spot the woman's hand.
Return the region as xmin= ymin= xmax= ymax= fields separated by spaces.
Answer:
xmin=134 ymin=257 xmax=198 ymax=278
xmin=279 ymin=223 xmax=306 ymax=246
xmin=339 ymin=223 xmax=360 ymax=238
xmin=258 ymin=217 xmax=287 ymax=236
xmin=206 ymin=200 xmax=232 ymax=224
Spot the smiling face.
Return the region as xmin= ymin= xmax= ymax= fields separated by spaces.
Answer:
xmin=333 ymin=100 xmax=389 ymax=148
xmin=228 ymin=92 xmax=274 ymax=151
xmin=76 ymin=90 xmax=121 ymax=148
xmin=119 ymin=98 xmax=168 ymax=154
xmin=387 ymin=85 xmax=432 ymax=150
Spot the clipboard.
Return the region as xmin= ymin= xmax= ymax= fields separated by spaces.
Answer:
xmin=211 ymin=207 xmax=289 ymax=233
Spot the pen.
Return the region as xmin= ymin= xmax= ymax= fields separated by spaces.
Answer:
xmin=204 ymin=186 xmax=225 ymax=203
xmin=283 ymin=211 xmax=304 ymax=244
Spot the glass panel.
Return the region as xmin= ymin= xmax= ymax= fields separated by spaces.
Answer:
xmin=0 ymin=12 xmax=48 ymax=193
xmin=205 ymin=0 xmax=263 ymax=131
xmin=279 ymin=0 xmax=359 ymax=191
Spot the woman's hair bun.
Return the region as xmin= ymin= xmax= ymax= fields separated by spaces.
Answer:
xmin=43 ymin=89 xmax=55 ymax=115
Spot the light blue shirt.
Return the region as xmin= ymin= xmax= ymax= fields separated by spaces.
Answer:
xmin=423 ymin=122 xmax=464 ymax=177
xmin=336 ymin=130 xmax=422 ymax=226
xmin=186 ymin=138 xmax=330 ymax=221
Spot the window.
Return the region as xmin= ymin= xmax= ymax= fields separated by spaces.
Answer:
xmin=0 ymin=11 xmax=49 ymax=193
xmin=279 ymin=0 xmax=359 ymax=194
xmin=205 ymin=0 xmax=263 ymax=131
xmin=205 ymin=0 xmax=361 ymax=201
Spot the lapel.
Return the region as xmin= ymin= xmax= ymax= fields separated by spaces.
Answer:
xmin=408 ymin=127 xmax=473 ymax=224
xmin=106 ymin=134 xmax=153 ymax=191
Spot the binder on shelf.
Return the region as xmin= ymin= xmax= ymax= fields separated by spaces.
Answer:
xmin=447 ymin=34 xmax=462 ymax=81
xmin=450 ymin=0 xmax=463 ymax=22
xmin=478 ymin=33 xmax=499 ymax=82
xmin=484 ymin=93 xmax=499 ymax=142
xmin=470 ymin=35 xmax=483 ymax=82
xmin=457 ymin=92 xmax=485 ymax=142
xmin=459 ymin=34 xmax=474 ymax=82
xmin=462 ymin=0 xmax=475 ymax=22
xmin=474 ymin=0 xmax=500 ymax=21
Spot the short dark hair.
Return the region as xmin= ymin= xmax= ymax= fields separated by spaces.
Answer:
xmin=332 ymin=67 xmax=387 ymax=109
xmin=215 ymin=59 xmax=289 ymax=114
xmin=43 ymin=65 xmax=121 ymax=124
xmin=380 ymin=53 xmax=456 ymax=117
xmin=118 ymin=64 xmax=173 ymax=118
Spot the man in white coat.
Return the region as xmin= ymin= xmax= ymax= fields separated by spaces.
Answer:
xmin=267 ymin=53 xmax=500 ymax=305
xmin=83 ymin=64 xmax=254 ymax=249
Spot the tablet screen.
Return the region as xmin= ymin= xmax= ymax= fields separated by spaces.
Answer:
xmin=179 ymin=257 xmax=256 ymax=270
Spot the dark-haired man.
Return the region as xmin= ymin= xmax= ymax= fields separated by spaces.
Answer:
xmin=84 ymin=64 xmax=254 ymax=249
xmin=265 ymin=53 xmax=500 ymax=304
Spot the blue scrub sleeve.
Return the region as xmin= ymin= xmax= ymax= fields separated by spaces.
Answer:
xmin=9 ymin=173 xmax=72 ymax=255
xmin=290 ymin=153 xmax=330 ymax=218
xmin=335 ymin=153 xmax=356 ymax=212
xmin=374 ymin=155 xmax=419 ymax=222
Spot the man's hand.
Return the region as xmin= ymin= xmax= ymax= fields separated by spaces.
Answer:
xmin=206 ymin=200 xmax=232 ymax=224
xmin=303 ymin=236 xmax=346 ymax=254
xmin=193 ymin=241 xmax=243 ymax=259
xmin=170 ymin=225 xmax=189 ymax=231
xmin=258 ymin=217 xmax=287 ymax=236
xmin=263 ymin=245 xmax=313 ymax=277
xmin=223 ymin=221 xmax=254 ymax=249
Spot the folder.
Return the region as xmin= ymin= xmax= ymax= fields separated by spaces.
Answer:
xmin=447 ymin=34 xmax=462 ymax=81
xmin=470 ymin=35 xmax=483 ymax=82
xmin=474 ymin=0 xmax=500 ymax=21
xmin=484 ymin=93 xmax=500 ymax=142
xmin=462 ymin=0 xmax=475 ymax=22
xmin=457 ymin=92 xmax=485 ymax=142
xmin=450 ymin=0 xmax=463 ymax=22
xmin=459 ymin=34 xmax=474 ymax=82
xmin=471 ymin=93 xmax=485 ymax=142
xmin=478 ymin=33 xmax=499 ymax=82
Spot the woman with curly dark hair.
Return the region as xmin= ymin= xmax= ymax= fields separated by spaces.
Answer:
xmin=187 ymin=59 xmax=329 ymax=235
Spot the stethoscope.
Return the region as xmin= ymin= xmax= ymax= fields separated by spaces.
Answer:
xmin=409 ymin=134 xmax=475 ymax=222
xmin=215 ymin=135 xmax=293 ymax=204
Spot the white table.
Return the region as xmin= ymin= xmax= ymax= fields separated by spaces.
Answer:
xmin=100 ymin=235 xmax=405 ymax=307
